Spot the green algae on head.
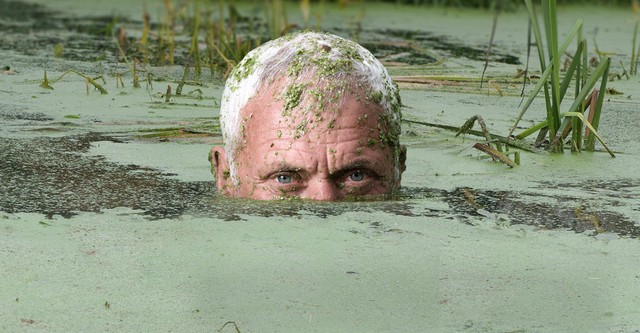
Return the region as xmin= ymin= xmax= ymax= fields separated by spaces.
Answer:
xmin=227 ymin=54 xmax=258 ymax=92
xmin=213 ymin=31 xmax=406 ymax=200
xmin=282 ymin=83 xmax=306 ymax=116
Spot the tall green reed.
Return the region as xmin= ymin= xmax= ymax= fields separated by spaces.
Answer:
xmin=508 ymin=0 xmax=614 ymax=157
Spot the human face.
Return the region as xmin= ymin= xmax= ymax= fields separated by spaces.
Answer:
xmin=212 ymin=85 xmax=405 ymax=201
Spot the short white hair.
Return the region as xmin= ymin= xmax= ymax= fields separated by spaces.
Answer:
xmin=219 ymin=31 xmax=402 ymax=185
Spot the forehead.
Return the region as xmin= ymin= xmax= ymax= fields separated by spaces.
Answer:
xmin=241 ymin=76 xmax=383 ymax=133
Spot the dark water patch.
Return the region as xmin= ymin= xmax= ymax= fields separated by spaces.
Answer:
xmin=1 ymin=133 xmax=636 ymax=238
xmin=0 ymin=0 xmax=135 ymax=63
xmin=445 ymin=187 xmax=640 ymax=238
xmin=363 ymin=28 xmax=521 ymax=65
xmin=358 ymin=39 xmax=439 ymax=65
xmin=0 ymin=105 xmax=54 ymax=122
xmin=535 ymin=179 xmax=640 ymax=200
xmin=0 ymin=0 xmax=54 ymax=24
xmin=202 ymin=196 xmax=427 ymax=222
xmin=0 ymin=133 xmax=213 ymax=219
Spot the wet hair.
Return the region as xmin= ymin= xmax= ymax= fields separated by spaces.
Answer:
xmin=219 ymin=31 xmax=402 ymax=185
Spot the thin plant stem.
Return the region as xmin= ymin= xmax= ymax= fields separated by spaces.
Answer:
xmin=632 ymin=21 xmax=639 ymax=75
xmin=49 ymin=69 xmax=108 ymax=94
xmin=404 ymin=119 xmax=539 ymax=153
xmin=480 ymin=5 xmax=499 ymax=89
xmin=519 ymin=20 xmax=532 ymax=103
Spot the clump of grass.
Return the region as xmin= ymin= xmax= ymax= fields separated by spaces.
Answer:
xmin=39 ymin=69 xmax=54 ymax=90
xmin=456 ymin=114 xmax=519 ymax=168
xmin=508 ymin=0 xmax=614 ymax=157
xmin=40 ymin=69 xmax=108 ymax=95
xmin=206 ymin=1 xmax=256 ymax=77
xmin=115 ymin=1 xmax=332 ymax=80
xmin=377 ymin=0 xmax=628 ymax=8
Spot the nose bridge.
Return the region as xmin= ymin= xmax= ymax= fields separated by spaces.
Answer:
xmin=308 ymin=177 xmax=340 ymax=201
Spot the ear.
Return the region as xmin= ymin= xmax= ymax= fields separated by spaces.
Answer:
xmin=210 ymin=146 xmax=234 ymax=196
xmin=395 ymin=144 xmax=407 ymax=187
xmin=398 ymin=144 xmax=407 ymax=174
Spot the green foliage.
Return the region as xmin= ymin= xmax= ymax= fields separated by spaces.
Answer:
xmin=507 ymin=0 xmax=614 ymax=156
xmin=380 ymin=0 xmax=627 ymax=8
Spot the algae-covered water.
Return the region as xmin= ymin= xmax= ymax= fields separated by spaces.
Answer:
xmin=1 ymin=0 xmax=640 ymax=332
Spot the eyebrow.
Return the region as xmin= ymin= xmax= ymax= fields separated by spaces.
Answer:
xmin=330 ymin=159 xmax=384 ymax=178
xmin=258 ymin=158 xmax=384 ymax=180
xmin=258 ymin=163 xmax=305 ymax=180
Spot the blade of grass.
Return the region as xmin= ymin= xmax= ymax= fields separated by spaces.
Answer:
xmin=559 ymin=40 xmax=584 ymax=102
xmin=542 ymin=0 xmax=562 ymax=151
xmin=507 ymin=64 xmax=553 ymax=139
xmin=524 ymin=0 xmax=553 ymax=129
xmin=573 ymin=26 xmax=584 ymax=152
xmin=584 ymin=90 xmax=598 ymax=141
xmin=517 ymin=56 xmax=610 ymax=142
xmin=563 ymin=112 xmax=615 ymax=157
xmin=524 ymin=1 xmax=581 ymax=149
xmin=585 ymin=57 xmax=611 ymax=150
xmin=553 ymin=57 xmax=610 ymax=141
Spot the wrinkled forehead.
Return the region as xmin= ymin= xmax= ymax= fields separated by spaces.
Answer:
xmin=244 ymin=73 xmax=381 ymax=122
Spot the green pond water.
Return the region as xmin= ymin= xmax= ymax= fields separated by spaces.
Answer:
xmin=1 ymin=0 xmax=640 ymax=332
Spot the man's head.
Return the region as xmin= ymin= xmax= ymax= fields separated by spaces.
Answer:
xmin=211 ymin=31 xmax=406 ymax=200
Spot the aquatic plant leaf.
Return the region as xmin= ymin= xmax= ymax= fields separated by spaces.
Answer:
xmin=39 ymin=69 xmax=54 ymax=90
xmin=559 ymin=40 xmax=584 ymax=102
xmin=585 ymin=57 xmax=611 ymax=151
xmin=562 ymin=112 xmax=615 ymax=157
xmin=524 ymin=0 xmax=584 ymax=151
xmin=508 ymin=64 xmax=553 ymax=139
xmin=556 ymin=57 xmax=610 ymax=135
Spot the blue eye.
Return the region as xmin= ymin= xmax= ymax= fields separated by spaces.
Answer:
xmin=276 ymin=174 xmax=293 ymax=184
xmin=349 ymin=171 xmax=365 ymax=181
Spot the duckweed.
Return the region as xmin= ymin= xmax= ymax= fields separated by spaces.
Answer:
xmin=283 ymin=83 xmax=306 ymax=114
xmin=366 ymin=90 xmax=384 ymax=104
xmin=228 ymin=54 xmax=259 ymax=92
xmin=294 ymin=119 xmax=308 ymax=139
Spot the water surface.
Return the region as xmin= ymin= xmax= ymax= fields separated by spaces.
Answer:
xmin=1 ymin=1 xmax=640 ymax=332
